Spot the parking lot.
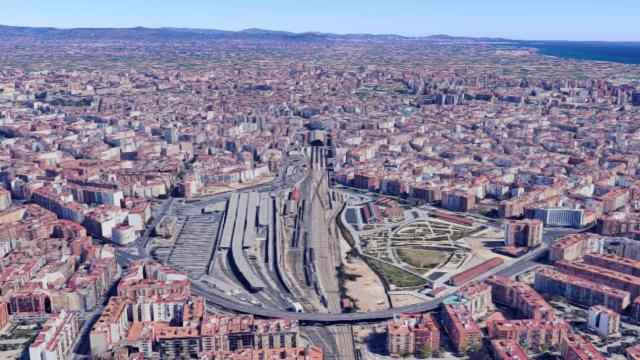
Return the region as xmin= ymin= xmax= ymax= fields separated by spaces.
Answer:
xmin=168 ymin=213 xmax=222 ymax=276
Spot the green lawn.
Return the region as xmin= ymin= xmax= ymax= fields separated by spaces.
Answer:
xmin=364 ymin=257 xmax=427 ymax=289
xmin=336 ymin=213 xmax=356 ymax=248
xmin=396 ymin=248 xmax=450 ymax=269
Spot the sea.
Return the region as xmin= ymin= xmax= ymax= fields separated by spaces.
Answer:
xmin=514 ymin=40 xmax=640 ymax=64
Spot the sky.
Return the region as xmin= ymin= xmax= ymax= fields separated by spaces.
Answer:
xmin=0 ymin=0 xmax=638 ymax=41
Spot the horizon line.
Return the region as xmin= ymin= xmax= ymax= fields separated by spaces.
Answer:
xmin=1 ymin=23 xmax=639 ymax=43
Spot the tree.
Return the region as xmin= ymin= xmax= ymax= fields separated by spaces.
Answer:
xmin=466 ymin=342 xmax=483 ymax=356
xmin=400 ymin=350 xmax=411 ymax=358
xmin=420 ymin=345 xmax=432 ymax=358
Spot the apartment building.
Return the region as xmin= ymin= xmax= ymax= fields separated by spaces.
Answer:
xmin=387 ymin=313 xmax=440 ymax=357
xmin=441 ymin=304 xmax=482 ymax=353
xmin=534 ymin=268 xmax=631 ymax=312
xmin=485 ymin=275 xmax=555 ymax=320
xmin=29 ymin=310 xmax=79 ymax=360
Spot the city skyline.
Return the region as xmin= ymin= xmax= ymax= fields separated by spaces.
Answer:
xmin=1 ymin=0 xmax=639 ymax=42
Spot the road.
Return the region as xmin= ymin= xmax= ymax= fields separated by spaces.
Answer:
xmin=183 ymin=239 xmax=551 ymax=324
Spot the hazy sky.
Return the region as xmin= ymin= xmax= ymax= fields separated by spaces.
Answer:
xmin=1 ymin=0 xmax=638 ymax=41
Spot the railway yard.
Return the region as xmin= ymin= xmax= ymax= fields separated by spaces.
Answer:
xmin=139 ymin=146 xmax=358 ymax=357
xmin=133 ymin=143 xmax=534 ymax=359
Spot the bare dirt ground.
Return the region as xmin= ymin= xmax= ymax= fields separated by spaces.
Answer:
xmin=389 ymin=293 xmax=424 ymax=307
xmin=460 ymin=227 xmax=508 ymax=260
xmin=340 ymin=238 xmax=390 ymax=311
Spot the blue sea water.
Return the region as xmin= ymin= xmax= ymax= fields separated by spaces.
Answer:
xmin=516 ymin=40 xmax=640 ymax=64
